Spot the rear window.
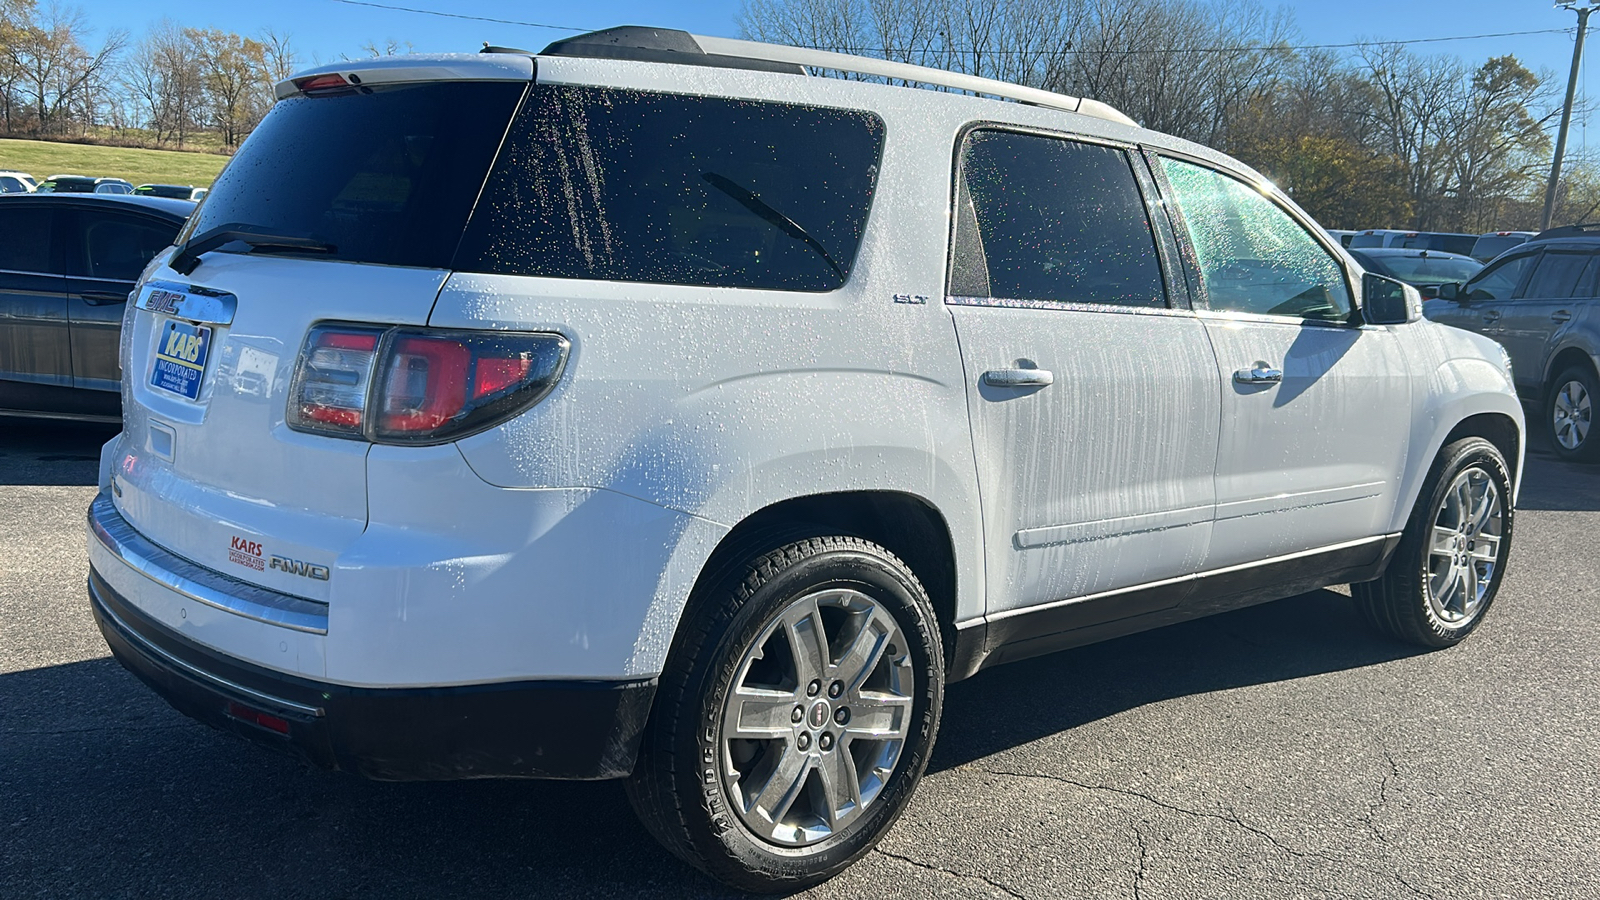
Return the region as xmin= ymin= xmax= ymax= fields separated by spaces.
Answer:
xmin=187 ymin=81 xmax=526 ymax=269
xmin=1348 ymin=232 xmax=1389 ymax=248
xmin=1471 ymin=235 xmax=1528 ymax=260
xmin=454 ymin=86 xmax=885 ymax=292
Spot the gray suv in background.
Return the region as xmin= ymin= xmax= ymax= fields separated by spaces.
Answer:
xmin=1429 ymin=223 xmax=1600 ymax=461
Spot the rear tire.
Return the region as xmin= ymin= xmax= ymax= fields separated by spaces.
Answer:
xmin=1546 ymin=366 xmax=1599 ymax=462
xmin=1353 ymin=437 xmax=1513 ymax=647
xmin=626 ymin=535 xmax=944 ymax=893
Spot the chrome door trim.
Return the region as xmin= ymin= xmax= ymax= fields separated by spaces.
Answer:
xmin=1214 ymin=481 xmax=1386 ymax=521
xmin=1014 ymin=503 xmax=1212 ymax=549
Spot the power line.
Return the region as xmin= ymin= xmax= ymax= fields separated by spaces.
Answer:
xmin=324 ymin=3 xmax=1569 ymax=56
xmin=328 ymin=0 xmax=587 ymax=32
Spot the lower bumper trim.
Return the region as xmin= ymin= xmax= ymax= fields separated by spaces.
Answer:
xmin=89 ymin=567 xmax=657 ymax=781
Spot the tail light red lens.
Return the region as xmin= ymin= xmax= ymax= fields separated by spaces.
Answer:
xmin=287 ymin=324 xmax=569 ymax=444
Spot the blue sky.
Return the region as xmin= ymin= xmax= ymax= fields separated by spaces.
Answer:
xmin=64 ymin=0 xmax=1600 ymax=141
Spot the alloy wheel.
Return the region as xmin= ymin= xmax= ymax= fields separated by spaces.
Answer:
xmin=1425 ymin=467 xmax=1504 ymax=625
xmin=719 ymin=588 xmax=914 ymax=847
xmin=1553 ymin=379 xmax=1592 ymax=451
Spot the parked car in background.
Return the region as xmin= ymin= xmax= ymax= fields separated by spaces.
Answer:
xmin=0 ymin=193 xmax=194 ymax=422
xmin=1470 ymin=230 xmax=1537 ymax=263
xmin=1352 ymin=230 xmax=1476 ymax=255
xmin=1348 ymin=248 xmax=1483 ymax=298
xmin=1347 ymin=228 xmax=1406 ymax=248
xmin=135 ymin=183 xmax=207 ymax=201
xmin=1326 ymin=228 xmax=1356 ymax=247
xmin=1427 ymin=222 xmax=1600 ymax=460
xmin=0 ymin=171 xmax=36 ymax=193
xmin=37 ymin=175 xmax=136 ymax=195
xmin=84 ymin=28 xmax=1523 ymax=893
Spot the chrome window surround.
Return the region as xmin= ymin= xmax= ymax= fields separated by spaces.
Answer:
xmin=88 ymin=491 xmax=329 ymax=634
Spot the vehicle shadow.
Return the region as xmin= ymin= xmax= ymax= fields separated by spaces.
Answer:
xmin=0 ymin=417 xmax=117 ymax=487
xmin=929 ymin=588 xmax=1422 ymax=773
xmin=3 ymin=590 xmax=1415 ymax=898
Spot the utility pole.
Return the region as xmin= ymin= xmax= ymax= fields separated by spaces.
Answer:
xmin=1543 ymin=2 xmax=1599 ymax=231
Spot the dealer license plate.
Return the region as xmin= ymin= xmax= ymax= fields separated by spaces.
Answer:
xmin=150 ymin=319 xmax=212 ymax=400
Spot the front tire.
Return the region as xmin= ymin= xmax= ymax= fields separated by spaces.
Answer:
xmin=1547 ymin=366 xmax=1598 ymax=462
xmin=1353 ymin=437 xmax=1513 ymax=647
xmin=626 ymin=535 xmax=944 ymax=893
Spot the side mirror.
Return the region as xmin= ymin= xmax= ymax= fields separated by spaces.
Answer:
xmin=1362 ymin=273 xmax=1422 ymax=325
xmin=1435 ymin=282 xmax=1463 ymax=302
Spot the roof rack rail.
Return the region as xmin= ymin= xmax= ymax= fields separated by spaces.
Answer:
xmin=527 ymin=26 xmax=1137 ymax=128
xmin=1533 ymin=222 xmax=1600 ymax=241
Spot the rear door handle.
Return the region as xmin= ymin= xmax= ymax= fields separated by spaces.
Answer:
xmin=81 ymin=290 xmax=130 ymax=306
xmin=1552 ymin=310 xmax=1573 ymax=323
xmin=983 ymin=368 xmax=1054 ymax=388
xmin=1233 ymin=365 xmax=1283 ymax=385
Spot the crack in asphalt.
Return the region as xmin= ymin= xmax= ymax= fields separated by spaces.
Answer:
xmin=1131 ymin=825 xmax=1150 ymax=900
xmin=872 ymin=847 xmax=1028 ymax=899
xmin=1360 ymin=749 xmax=1402 ymax=846
xmin=982 ymin=767 xmax=1437 ymax=900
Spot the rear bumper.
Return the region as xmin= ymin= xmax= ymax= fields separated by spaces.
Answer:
xmin=88 ymin=568 xmax=656 ymax=781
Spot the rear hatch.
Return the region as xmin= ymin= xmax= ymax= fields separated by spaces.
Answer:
xmin=111 ymin=59 xmax=530 ymax=600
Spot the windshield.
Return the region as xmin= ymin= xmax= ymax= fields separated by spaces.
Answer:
xmin=187 ymin=80 xmax=526 ymax=268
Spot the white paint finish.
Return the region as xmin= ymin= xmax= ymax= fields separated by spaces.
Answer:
xmin=949 ymin=304 xmax=1220 ymax=615
xmin=328 ymin=444 xmax=706 ymax=685
xmin=115 ymin=254 xmax=447 ymax=598
xmin=1200 ymin=316 xmax=1412 ymax=566
xmin=88 ymin=536 xmax=327 ymax=679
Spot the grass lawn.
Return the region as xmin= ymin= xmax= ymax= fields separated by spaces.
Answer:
xmin=0 ymin=138 xmax=229 ymax=188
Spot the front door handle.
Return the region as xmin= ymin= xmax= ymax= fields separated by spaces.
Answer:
xmin=983 ymin=368 xmax=1054 ymax=388
xmin=81 ymin=290 xmax=130 ymax=306
xmin=1482 ymin=310 xmax=1501 ymax=324
xmin=1552 ymin=310 xmax=1573 ymax=323
xmin=1233 ymin=365 xmax=1283 ymax=385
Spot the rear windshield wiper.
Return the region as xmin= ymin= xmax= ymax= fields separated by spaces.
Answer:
xmin=701 ymin=172 xmax=845 ymax=281
xmin=171 ymin=223 xmax=337 ymax=275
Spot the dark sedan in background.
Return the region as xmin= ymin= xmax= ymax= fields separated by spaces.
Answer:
xmin=0 ymin=193 xmax=193 ymax=422
xmin=1348 ymin=247 xmax=1483 ymax=299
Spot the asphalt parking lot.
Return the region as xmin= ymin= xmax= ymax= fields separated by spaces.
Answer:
xmin=2 ymin=419 xmax=1597 ymax=899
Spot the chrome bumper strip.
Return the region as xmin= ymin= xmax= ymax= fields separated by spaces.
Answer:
xmin=88 ymin=492 xmax=330 ymax=635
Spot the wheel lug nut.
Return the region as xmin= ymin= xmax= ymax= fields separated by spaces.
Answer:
xmin=792 ymin=705 xmax=804 ymax=724
xmin=819 ymin=732 xmax=834 ymax=751
xmin=834 ymin=707 xmax=850 ymax=725
xmin=796 ymin=732 xmax=811 ymax=751
xmin=806 ymin=679 xmax=821 ymax=697
xmin=827 ymin=680 xmax=843 ymax=699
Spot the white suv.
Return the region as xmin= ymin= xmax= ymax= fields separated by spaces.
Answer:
xmin=87 ymin=27 xmax=1524 ymax=892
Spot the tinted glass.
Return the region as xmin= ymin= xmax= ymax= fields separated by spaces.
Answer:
xmin=0 ymin=206 xmax=52 ymax=272
xmin=1522 ymin=251 xmax=1593 ymax=298
xmin=1464 ymin=254 xmax=1533 ymax=300
xmin=950 ymin=130 xmax=1165 ymax=307
xmin=1470 ymin=235 xmax=1528 ymax=260
xmin=1362 ymin=254 xmax=1482 ymax=285
xmin=189 ymin=81 xmax=525 ymax=269
xmin=0 ymin=176 xmax=25 ymax=193
xmin=1348 ymin=232 xmax=1389 ymax=248
xmin=76 ymin=212 xmax=182 ymax=281
xmin=1160 ymin=157 xmax=1351 ymax=321
xmin=456 ymin=86 xmax=884 ymax=292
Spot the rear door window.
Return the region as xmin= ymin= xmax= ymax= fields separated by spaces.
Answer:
xmin=187 ymin=81 xmax=527 ymax=269
xmin=0 ymin=206 xmax=53 ymax=273
xmin=949 ymin=129 xmax=1166 ymax=307
xmin=1521 ymin=250 xmax=1593 ymax=299
xmin=72 ymin=211 xmax=182 ymax=281
xmin=455 ymin=86 xmax=884 ymax=292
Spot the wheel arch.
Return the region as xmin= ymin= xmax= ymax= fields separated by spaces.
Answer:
xmin=1544 ymin=344 xmax=1599 ymax=394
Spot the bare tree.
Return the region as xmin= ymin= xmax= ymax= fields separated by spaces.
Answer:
xmin=1 ymin=1 xmax=124 ymax=135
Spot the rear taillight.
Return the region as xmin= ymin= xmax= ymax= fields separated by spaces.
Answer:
xmin=287 ymin=324 xmax=569 ymax=444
